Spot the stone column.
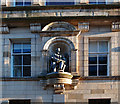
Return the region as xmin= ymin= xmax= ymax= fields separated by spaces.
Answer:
xmin=3 ymin=38 xmax=11 ymax=77
xmin=84 ymin=37 xmax=89 ymax=76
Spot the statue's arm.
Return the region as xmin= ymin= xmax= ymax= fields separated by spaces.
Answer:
xmin=51 ymin=56 xmax=59 ymax=62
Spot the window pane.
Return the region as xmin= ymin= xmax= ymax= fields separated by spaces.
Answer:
xmin=99 ymin=41 xmax=108 ymax=52
xmin=46 ymin=2 xmax=74 ymax=5
xmin=89 ymin=0 xmax=96 ymax=4
xmin=89 ymin=56 xmax=97 ymax=64
xmin=23 ymin=55 xmax=31 ymax=65
xmin=98 ymin=0 xmax=106 ymax=4
xmin=9 ymin=100 xmax=30 ymax=104
xmin=23 ymin=66 xmax=31 ymax=76
xmin=89 ymin=65 xmax=97 ymax=76
xmin=89 ymin=41 xmax=98 ymax=52
xmin=99 ymin=65 xmax=107 ymax=76
xmin=13 ymin=44 xmax=21 ymax=53
xmin=89 ymin=99 xmax=111 ymax=104
xmin=13 ymin=66 xmax=22 ymax=77
xmin=24 ymin=2 xmax=31 ymax=5
xmin=99 ymin=55 xmax=107 ymax=64
xmin=13 ymin=55 xmax=22 ymax=65
xmin=23 ymin=44 xmax=31 ymax=53
xmin=16 ymin=2 xmax=23 ymax=6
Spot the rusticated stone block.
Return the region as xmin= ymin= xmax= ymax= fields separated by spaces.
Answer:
xmin=91 ymin=89 xmax=104 ymax=94
xmin=68 ymin=94 xmax=83 ymax=99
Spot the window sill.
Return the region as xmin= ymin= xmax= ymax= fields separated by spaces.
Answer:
xmin=80 ymin=76 xmax=120 ymax=80
xmin=1 ymin=77 xmax=40 ymax=81
xmin=1 ymin=76 xmax=120 ymax=81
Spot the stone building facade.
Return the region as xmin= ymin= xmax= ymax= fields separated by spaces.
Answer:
xmin=0 ymin=0 xmax=120 ymax=104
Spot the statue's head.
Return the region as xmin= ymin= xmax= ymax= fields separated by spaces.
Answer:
xmin=56 ymin=48 xmax=60 ymax=54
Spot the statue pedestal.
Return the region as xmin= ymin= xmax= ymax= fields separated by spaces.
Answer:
xmin=46 ymin=72 xmax=73 ymax=94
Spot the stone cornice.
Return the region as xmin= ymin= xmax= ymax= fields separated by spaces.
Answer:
xmin=39 ymin=31 xmax=80 ymax=36
xmin=2 ymin=4 xmax=120 ymax=11
xmin=2 ymin=16 xmax=120 ymax=25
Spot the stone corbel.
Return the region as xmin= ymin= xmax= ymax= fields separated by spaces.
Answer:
xmin=30 ymin=23 xmax=41 ymax=33
xmin=0 ymin=24 xmax=9 ymax=34
xmin=112 ymin=22 xmax=120 ymax=32
xmin=78 ymin=22 xmax=89 ymax=32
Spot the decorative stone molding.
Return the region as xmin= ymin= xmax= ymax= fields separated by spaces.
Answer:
xmin=112 ymin=22 xmax=120 ymax=31
xmin=42 ymin=21 xmax=76 ymax=31
xmin=0 ymin=24 xmax=9 ymax=34
xmin=43 ymin=37 xmax=75 ymax=51
xmin=30 ymin=23 xmax=41 ymax=33
xmin=78 ymin=22 xmax=89 ymax=32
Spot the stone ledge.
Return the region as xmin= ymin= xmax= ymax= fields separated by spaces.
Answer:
xmin=80 ymin=76 xmax=120 ymax=80
xmin=1 ymin=77 xmax=40 ymax=81
xmin=1 ymin=76 xmax=120 ymax=81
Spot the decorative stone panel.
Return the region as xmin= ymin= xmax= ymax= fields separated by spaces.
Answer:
xmin=78 ymin=22 xmax=89 ymax=32
xmin=30 ymin=23 xmax=41 ymax=33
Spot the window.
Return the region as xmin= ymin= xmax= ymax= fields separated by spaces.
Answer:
xmin=89 ymin=0 xmax=107 ymax=4
xmin=89 ymin=41 xmax=109 ymax=76
xmin=46 ymin=0 xmax=75 ymax=5
xmin=9 ymin=99 xmax=30 ymax=104
xmin=89 ymin=99 xmax=111 ymax=104
xmin=15 ymin=0 xmax=31 ymax=6
xmin=12 ymin=43 xmax=31 ymax=77
xmin=46 ymin=2 xmax=74 ymax=5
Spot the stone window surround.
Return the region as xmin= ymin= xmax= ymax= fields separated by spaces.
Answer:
xmin=88 ymin=40 xmax=109 ymax=76
xmin=11 ymin=42 xmax=31 ymax=77
xmin=84 ymin=37 xmax=110 ymax=77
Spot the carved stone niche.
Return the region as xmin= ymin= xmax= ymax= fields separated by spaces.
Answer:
xmin=30 ymin=23 xmax=41 ymax=33
xmin=112 ymin=22 xmax=120 ymax=32
xmin=0 ymin=24 xmax=9 ymax=34
xmin=41 ymin=38 xmax=79 ymax=94
xmin=78 ymin=22 xmax=89 ymax=32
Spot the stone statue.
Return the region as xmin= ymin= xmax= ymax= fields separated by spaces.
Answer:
xmin=50 ymin=48 xmax=66 ymax=72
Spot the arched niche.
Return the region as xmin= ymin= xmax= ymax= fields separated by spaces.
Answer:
xmin=42 ymin=21 xmax=76 ymax=31
xmin=42 ymin=37 xmax=76 ymax=73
